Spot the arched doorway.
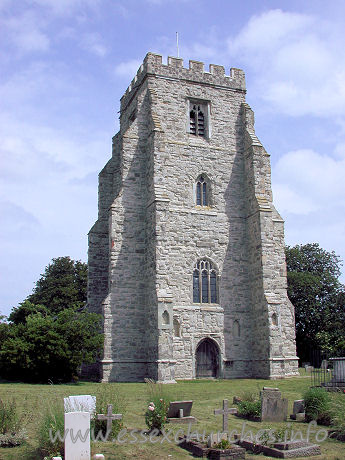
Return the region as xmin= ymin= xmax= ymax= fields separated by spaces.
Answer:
xmin=195 ymin=338 xmax=220 ymax=378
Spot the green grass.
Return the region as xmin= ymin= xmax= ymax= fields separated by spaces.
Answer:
xmin=0 ymin=372 xmax=344 ymax=459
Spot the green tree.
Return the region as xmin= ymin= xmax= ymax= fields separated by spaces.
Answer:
xmin=0 ymin=310 xmax=103 ymax=382
xmin=0 ymin=257 xmax=103 ymax=383
xmin=8 ymin=300 xmax=48 ymax=325
xmin=285 ymin=243 xmax=345 ymax=361
xmin=27 ymin=256 xmax=87 ymax=314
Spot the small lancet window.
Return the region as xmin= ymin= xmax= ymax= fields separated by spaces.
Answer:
xmin=193 ymin=259 xmax=218 ymax=304
xmin=233 ymin=320 xmax=240 ymax=338
xmin=162 ymin=310 xmax=170 ymax=325
xmin=272 ymin=313 xmax=278 ymax=326
xmin=190 ymin=104 xmax=205 ymax=137
xmin=196 ymin=175 xmax=208 ymax=206
xmin=173 ymin=318 xmax=181 ymax=337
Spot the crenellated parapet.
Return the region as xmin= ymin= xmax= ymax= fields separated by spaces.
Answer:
xmin=120 ymin=52 xmax=246 ymax=112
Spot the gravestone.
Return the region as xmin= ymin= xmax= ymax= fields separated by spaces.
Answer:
xmin=167 ymin=400 xmax=196 ymax=424
xmin=320 ymin=360 xmax=328 ymax=369
xmin=214 ymin=399 xmax=238 ymax=432
xmin=64 ymin=395 xmax=96 ymax=417
xmin=293 ymin=399 xmax=305 ymax=414
xmin=261 ymin=387 xmax=288 ymax=422
xmin=64 ymin=411 xmax=90 ymax=460
xmin=290 ymin=399 xmax=305 ymax=421
xmin=97 ymin=404 xmax=122 ymax=434
xmin=330 ymin=357 xmax=345 ymax=383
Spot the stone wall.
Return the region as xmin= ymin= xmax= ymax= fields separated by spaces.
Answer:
xmin=88 ymin=52 xmax=298 ymax=382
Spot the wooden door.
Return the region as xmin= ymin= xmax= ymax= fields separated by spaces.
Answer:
xmin=196 ymin=339 xmax=219 ymax=378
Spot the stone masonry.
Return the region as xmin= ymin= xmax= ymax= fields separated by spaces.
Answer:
xmin=88 ymin=52 xmax=299 ymax=382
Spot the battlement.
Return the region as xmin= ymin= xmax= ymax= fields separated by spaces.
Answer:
xmin=120 ymin=52 xmax=246 ymax=112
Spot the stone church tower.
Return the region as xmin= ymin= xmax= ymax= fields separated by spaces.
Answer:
xmin=88 ymin=53 xmax=298 ymax=383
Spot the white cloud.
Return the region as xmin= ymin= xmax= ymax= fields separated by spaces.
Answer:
xmin=30 ymin=0 xmax=100 ymax=17
xmin=114 ymin=59 xmax=142 ymax=78
xmin=272 ymin=147 xmax=345 ymax=278
xmin=229 ymin=9 xmax=314 ymax=56
xmin=227 ymin=9 xmax=345 ymax=118
xmin=80 ymin=33 xmax=107 ymax=57
xmin=2 ymin=11 xmax=50 ymax=53
xmin=272 ymin=148 xmax=345 ymax=215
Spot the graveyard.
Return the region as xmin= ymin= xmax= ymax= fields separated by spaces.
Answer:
xmin=0 ymin=370 xmax=345 ymax=459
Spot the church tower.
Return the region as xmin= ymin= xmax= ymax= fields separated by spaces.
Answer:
xmin=88 ymin=53 xmax=299 ymax=382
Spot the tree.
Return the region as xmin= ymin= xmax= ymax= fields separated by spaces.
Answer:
xmin=0 ymin=309 xmax=103 ymax=382
xmin=285 ymin=243 xmax=345 ymax=361
xmin=27 ymin=256 xmax=87 ymax=314
xmin=8 ymin=300 xmax=48 ymax=325
xmin=0 ymin=257 xmax=103 ymax=383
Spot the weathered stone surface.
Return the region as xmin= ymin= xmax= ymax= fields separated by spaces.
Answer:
xmin=290 ymin=412 xmax=305 ymax=421
xmin=238 ymin=439 xmax=321 ymax=458
xmin=292 ymin=399 xmax=305 ymax=414
xmin=273 ymin=441 xmax=311 ymax=450
xmin=208 ymin=432 xmax=228 ymax=448
xmin=88 ymin=52 xmax=299 ymax=382
xmin=179 ymin=437 xmax=245 ymax=459
xmin=261 ymin=387 xmax=288 ymax=422
xmin=208 ymin=446 xmax=246 ymax=459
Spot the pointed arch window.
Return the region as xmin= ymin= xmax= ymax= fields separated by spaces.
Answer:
xmin=193 ymin=259 xmax=218 ymax=304
xmin=196 ymin=175 xmax=208 ymax=206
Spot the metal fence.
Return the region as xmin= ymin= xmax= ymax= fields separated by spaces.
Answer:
xmin=311 ymin=355 xmax=345 ymax=390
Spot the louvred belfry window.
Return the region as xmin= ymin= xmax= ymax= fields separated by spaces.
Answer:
xmin=190 ymin=104 xmax=205 ymax=137
xmin=193 ymin=260 xmax=218 ymax=304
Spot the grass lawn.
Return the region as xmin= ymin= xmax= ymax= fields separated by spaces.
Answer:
xmin=0 ymin=370 xmax=344 ymax=459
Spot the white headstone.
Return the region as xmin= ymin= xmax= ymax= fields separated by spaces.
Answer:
xmin=64 ymin=411 xmax=90 ymax=460
xmin=64 ymin=395 xmax=96 ymax=417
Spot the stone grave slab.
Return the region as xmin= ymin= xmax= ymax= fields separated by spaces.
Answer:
xmin=207 ymin=432 xmax=228 ymax=448
xmin=167 ymin=400 xmax=196 ymax=423
xmin=261 ymin=387 xmax=288 ymax=422
xmin=64 ymin=411 xmax=90 ymax=460
xmin=64 ymin=395 xmax=96 ymax=417
xmin=238 ymin=439 xmax=321 ymax=458
xmin=179 ymin=436 xmax=245 ymax=459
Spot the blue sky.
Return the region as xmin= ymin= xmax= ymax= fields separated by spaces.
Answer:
xmin=1 ymin=0 xmax=345 ymax=317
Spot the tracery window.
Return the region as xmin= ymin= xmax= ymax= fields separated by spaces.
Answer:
xmin=193 ymin=259 xmax=218 ymax=304
xmin=196 ymin=175 xmax=208 ymax=206
xmin=190 ymin=103 xmax=205 ymax=137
